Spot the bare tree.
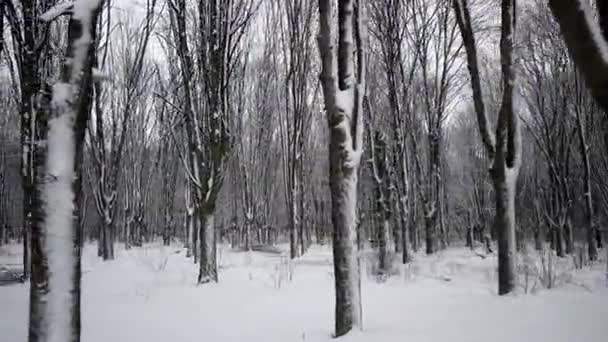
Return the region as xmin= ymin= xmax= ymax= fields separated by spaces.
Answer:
xmin=89 ymin=1 xmax=157 ymax=260
xmin=453 ymin=0 xmax=520 ymax=295
xmin=368 ymin=0 xmax=418 ymax=264
xmin=272 ymin=0 xmax=317 ymax=258
xmin=318 ymin=0 xmax=365 ymax=336
xmin=168 ymin=0 xmax=258 ymax=283
xmin=519 ymin=8 xmax=577 ymax=257
xmin=3 ymin=0 xmax=58 ymax=280
xmin=408 ymin=0 xmax=462 ymax=254
xmin=29 ymin=1 xmax=103 ymax=341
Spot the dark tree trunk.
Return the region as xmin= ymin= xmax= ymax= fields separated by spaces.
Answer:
xmin=491 ymin=166 xmax=518 ymax=295
xmin=193 ymin=216 xmax=200 ymax=264
xmin=564 ymin=221 xmax=573 ymax=255
xmin=534 ymin=227 xmax=542 ymax=251
xmin=424 ymin=213 xmax=436 ymax=255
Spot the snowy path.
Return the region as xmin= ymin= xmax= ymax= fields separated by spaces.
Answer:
xmin=1 ymin=243 xmax=607 ymax=342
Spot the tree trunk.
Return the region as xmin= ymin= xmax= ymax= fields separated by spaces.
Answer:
xmin=575 ymin=108 xmax=598 ymax=260
xmin=453 ymin=0 xmax=519 ymax=296
xmin=193 ymin=216 xmax=200 ymax=264
xmin=491 ymin=166 xmax=518 ymax=295
xmin=101 ymin=218 xmax=114 ymax=260
xmin=400 ymin=198 xmax=410 ymax=263
xmin=378 ymin=218 xmax=391 ymax=272
xmin=197 ymin=211 xmax=217 ymax=284
xmin=564 ymin=221 xmax=573 ymax=255
xmin=424 ymin=210 xmax=436 ymax=255
xmin=290 ymin=188 xmax=299 ymax=259
xmin=298 ymin=176 xmax=306 ymax=256
xmin=28 ymin=149 xmax=47 ymax=342
xmin=554 ymin=225 xmax=565 ymax=258
xmin=534 ymin=227 xmax=542 ymax=251
xmin=330 ymin=158 xmax=362 ymax=336
xmin=186 ymin=209 xmax=194 ymax=257
xmin=29 ymin=2 xmax=100 ymax=340
xmin=318 ymin=0 xmax=364 ymax=336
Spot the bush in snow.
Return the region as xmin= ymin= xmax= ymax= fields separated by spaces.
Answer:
xmin=517 ymin=246 xmax=574 ymax=293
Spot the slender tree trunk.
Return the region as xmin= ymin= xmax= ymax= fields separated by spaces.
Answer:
xmin=290 ymin=185 xmax=299 ymax=259
xmin=198 ymin=211 xmax=217 ymax=283
xmin=424 ymin=210 xmax=436 ymax=255
xmin=378 ymin=218 xmax=391 ymax=272
xmin=564 ymin=221 xmax=573 ymax=255
xmin=186 ymin=209 xmax=194 ymax=257
xmin=554 ymin=224 xmax=565 ymax=257
xmin=298 ymin=169 xmax=306 ymax=256
xmin=193 ymin=216 xmax=200 ymax=264
xmin=400 ymin=199 xmax=411 ymax=263
xmin=102 ymin=218 xmax=114 ymax=260
xmin=28 ymin=143 xmax=48 ymax=342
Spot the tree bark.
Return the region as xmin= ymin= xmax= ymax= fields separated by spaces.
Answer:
xmin=453 ymin=0 xmax=520 ymax=295
xmin=197 ymin=211 xmax=217 ymax=284
xmin=318 ymin=0 xmax=364 ymax=336
xmin=29 ymin=2 xmax=101 ymax=341
xmin=491 ymin=165 xmax=518 ymax=295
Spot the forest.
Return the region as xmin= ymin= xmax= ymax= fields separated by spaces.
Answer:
xmin=0 ymin=0 xmax=608 ymax=341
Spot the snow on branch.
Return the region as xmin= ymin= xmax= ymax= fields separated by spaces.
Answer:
xmin=577 ymin=0 xmax=608 ymax=64
xmin=92 ymin=67 xmax=110 ymax=82
xmin=43 ymin=1 xmax=104 ymax=340
xmin=40 ymin=1 xmax=74 ymax=22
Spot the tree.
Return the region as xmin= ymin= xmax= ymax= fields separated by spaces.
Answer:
xmin=368 ymin=0 xmax=417 ymax=264
xmin=29 ymin=1 xmax=103 ymax=341
xmin=519 ymin=6 xmax=577 ymax=257
xmin=408 ymin=0 xmax=462 ymax=254
xmin=549 ymin=0 xmax=608 ymax=254
xmin=453 ymin=0 xmax=520 ymax=295
xmin=274 ymin=0 xmax=317 ymax=259
xmin=168 ymin=0 xmax=258 ymax=283
xmin=318 ymin=0 xmax=365 ymax=336
xmin=3 ymin=0 xmax=57 ymax=280
xmin=89 ymin=1 xmax=158 ymax=260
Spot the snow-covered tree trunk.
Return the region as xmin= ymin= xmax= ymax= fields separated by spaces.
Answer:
xmin=453 ymin=0 xmax=520 ymax=295
xmin=369 ymin=128 xmax=392 ymax=273
xmin=185 ymin=181 xmax=195 ymax=258
xmin=29 ymin=1 xmax=102 ymax=341
xmin=574 ymin=93 xmax=598 ymax=261
xmin=318 ymin=0 xmax=365 ymax=336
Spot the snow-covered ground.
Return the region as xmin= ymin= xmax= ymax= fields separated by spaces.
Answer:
xmin=1 ymin=242 xmax=607 ymax=342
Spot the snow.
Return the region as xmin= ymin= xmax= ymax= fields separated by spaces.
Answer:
xmin=1 ymin=243 xmax=607 ymax=341
xmin=40 ymin=1 xmax=103 ymax=340
xmin=92 ymin=67 xmax=110 ymax=82
xmin=40 ymin=1 xmax=74 ymax=22
xmin=577 ymin=0 xmax=608 ymax=65
xmin=43 ymin=112 xmax=77 ymax=342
